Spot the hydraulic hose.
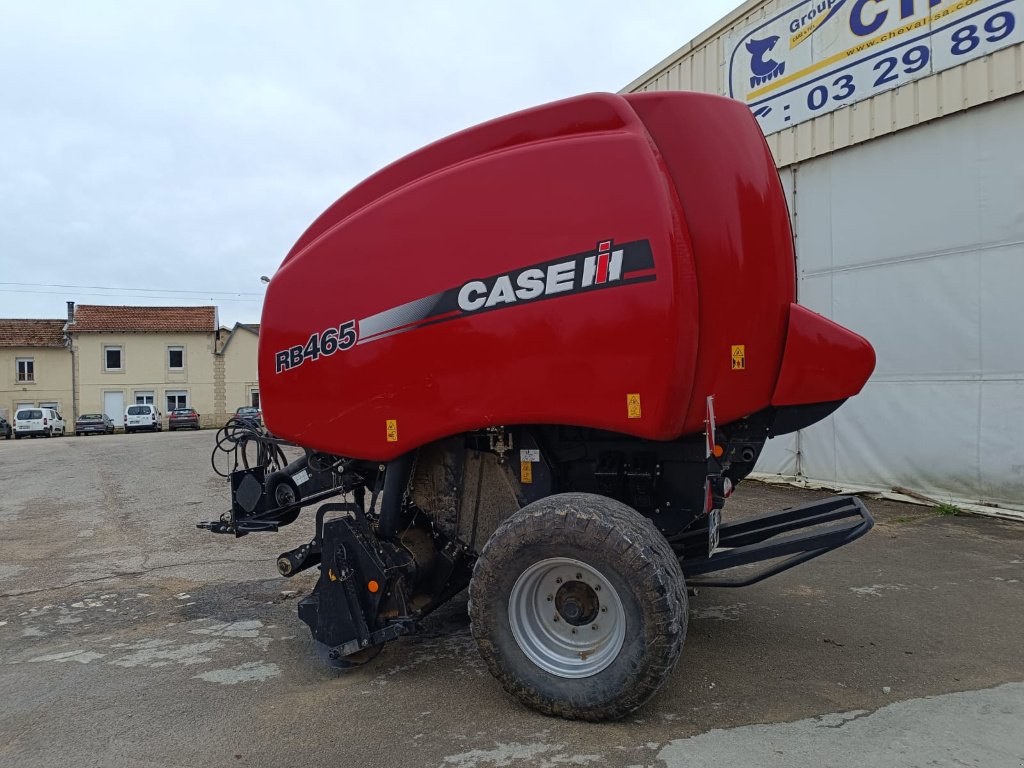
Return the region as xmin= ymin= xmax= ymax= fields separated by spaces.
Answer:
xmin=210 ymin=416 xmax=289 ymax=478
xmin=378 ymin=452 xmax=414 ymax=539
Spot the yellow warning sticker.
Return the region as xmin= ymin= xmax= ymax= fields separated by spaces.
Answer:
xmin=520 ymin=460 xmax=533 ymax=484
xmin=731 ymin=344 xmax=746 ymax=370
xmin=627 ymin=393 xmax=642 ymax=419
xmin=385 ymin=419 xmax=399 ymax=442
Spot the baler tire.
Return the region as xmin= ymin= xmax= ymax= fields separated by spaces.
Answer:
xmin=469 ymin=492 xmax=687 ymax=721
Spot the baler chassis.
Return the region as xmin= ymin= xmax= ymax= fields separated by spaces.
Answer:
xmin=200 ymin=409 xmax=873 ymax=720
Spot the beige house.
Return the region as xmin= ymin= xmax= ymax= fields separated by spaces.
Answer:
xmin=67 ymin=304 xmax=220 ymax=427
xmin=1 ymin=304 xmax=260 ymax=428
xmin=0 ymin=319 xmax=73 ymax=421
xmin=217 ymin=322 xmax=261 ymax=413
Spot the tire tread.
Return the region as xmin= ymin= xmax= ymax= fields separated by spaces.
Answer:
xmin=469 ymin=493 xmax=687 ymax=721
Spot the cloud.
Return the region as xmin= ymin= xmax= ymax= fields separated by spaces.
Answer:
xmin=0 ymin=1 xmax=735 ymax=324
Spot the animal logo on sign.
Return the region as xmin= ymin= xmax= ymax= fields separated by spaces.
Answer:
xmin=746 ymin=36 xmax=785 ymax=88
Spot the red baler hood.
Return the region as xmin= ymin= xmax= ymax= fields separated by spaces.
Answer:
xmin=258 ymin=92 xmax=871 ymax=460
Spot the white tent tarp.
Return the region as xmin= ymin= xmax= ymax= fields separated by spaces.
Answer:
xmin=756 ymin=94 xmax=1024 ymax=512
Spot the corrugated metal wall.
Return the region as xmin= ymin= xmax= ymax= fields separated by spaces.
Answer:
xmin=624 ymin=3 xmax=1024 ymax=167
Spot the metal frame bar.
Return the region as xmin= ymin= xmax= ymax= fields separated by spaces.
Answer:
xmin=680 ymin=496 xmax=874 ymax=587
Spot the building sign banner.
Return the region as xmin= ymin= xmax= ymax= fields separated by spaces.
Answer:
xmin=726 ymin=0 xmax=1023 ymax=134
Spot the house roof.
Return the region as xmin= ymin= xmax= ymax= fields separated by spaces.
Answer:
xmin=217 ymin=321 xmax=261 ymax=355
xmin=70 ymin=305 xmax=217 ymax=333
xmin=0 ymin=319 xmax=67 ymax=348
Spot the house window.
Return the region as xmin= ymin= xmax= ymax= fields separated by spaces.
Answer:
xmin=250 ymin=390 xmax=260 ymax=408
xmin=168 ymin=346 xmax=184 ymax=369
xmin=166 ymin=390 xmax=188 ymax=411
xmin=135 ymin=391 xmax=154 ymax=405
xmin=16 ymin=358 xmax=34 ymax=382
xmin=104 ymin=346 xmax=123 ymax=371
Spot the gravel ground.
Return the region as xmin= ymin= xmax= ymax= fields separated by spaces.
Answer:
xmin=1 ymin=430 xmax=1022 ymax=767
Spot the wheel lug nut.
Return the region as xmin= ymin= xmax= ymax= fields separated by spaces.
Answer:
xmin=591 ymin=624 xmax=598 ymax=630
xmin=546 ymin=595 xmax=553 ymax=602
xmin=576 ymin=573 xmax=582 ymax=579
xmin=595 ymin=585 xmax=601 ymax=592
xmin=571 ymin=628 xmax=576 ymax=634
xmin=555 ymin=577 xmax=562 ymax=584
xmin=553 ymin=615 xmax=559 ymax=622
xmin=601 ymin=606 xmax=607 ymax=613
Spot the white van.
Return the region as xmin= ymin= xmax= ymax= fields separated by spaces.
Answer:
xmin=125 ymin=404 xmax=162 ymax=433
xmin=14 ymin=407 xmax=67 ymax=439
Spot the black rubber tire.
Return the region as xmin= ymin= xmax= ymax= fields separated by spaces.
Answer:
xmin=469 ymin=492 xmax=688 ymax=721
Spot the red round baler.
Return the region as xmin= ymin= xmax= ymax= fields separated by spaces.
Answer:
xmin=204 ymin=92 xmax=876 ymax=721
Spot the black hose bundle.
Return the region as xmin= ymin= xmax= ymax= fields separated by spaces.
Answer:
xmin=210 ymin=416 xmax=290 ymax=477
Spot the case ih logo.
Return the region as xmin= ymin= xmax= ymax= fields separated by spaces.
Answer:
xmin=457 ymin=239 xmax=628 ymax=312
xmin=274 ymin=239 xmax=656 ymax=373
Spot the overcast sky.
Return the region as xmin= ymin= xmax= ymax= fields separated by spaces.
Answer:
xmin=0 ymin=1 xmax=735 ymax=325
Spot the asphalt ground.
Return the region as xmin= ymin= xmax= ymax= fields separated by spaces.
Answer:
xmin=1 ymin=430 xmax=1022 ymax=767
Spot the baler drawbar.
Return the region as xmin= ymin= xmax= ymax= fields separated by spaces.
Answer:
xmin=200 ymin=91 xmax=876 ymax=721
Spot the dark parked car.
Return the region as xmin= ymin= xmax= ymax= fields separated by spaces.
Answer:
xmin=168 ymin=408 xmax=201 ymax=431
xmin=234 ymin=406 xmax=262 ymax=427
xmin=0 ymin=416 xmax=11 ymax=439
xmin=75 ymin=413 xmax=115 ymax=436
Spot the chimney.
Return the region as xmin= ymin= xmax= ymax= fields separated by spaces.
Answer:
xmin=66 ymin=301 xmax=75 ymax=323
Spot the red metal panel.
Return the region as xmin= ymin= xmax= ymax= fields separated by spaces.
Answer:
xmin=284 ymin=95 xmax=643 ymax=266
xmin=771 ymin=304 xmax=876 ymax=406
xmin=624 ymin=92 xmax=797 ymax=432
xmin=260 ymin=94 xmax=699 ymax=460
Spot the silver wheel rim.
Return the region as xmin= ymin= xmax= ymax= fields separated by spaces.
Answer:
xmin=508 ymin=557 xmax=626 ymax=678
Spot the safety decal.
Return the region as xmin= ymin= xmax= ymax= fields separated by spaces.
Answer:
xmin=731 ymin=345 xmax=746 ymax=370
xmin=520 ymin=460 xmax=533 ymax=484
xmin=627 ymin=393 xmax=642 ymax=419
xmin=385 ymin=419 xmax=399 ymax=442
